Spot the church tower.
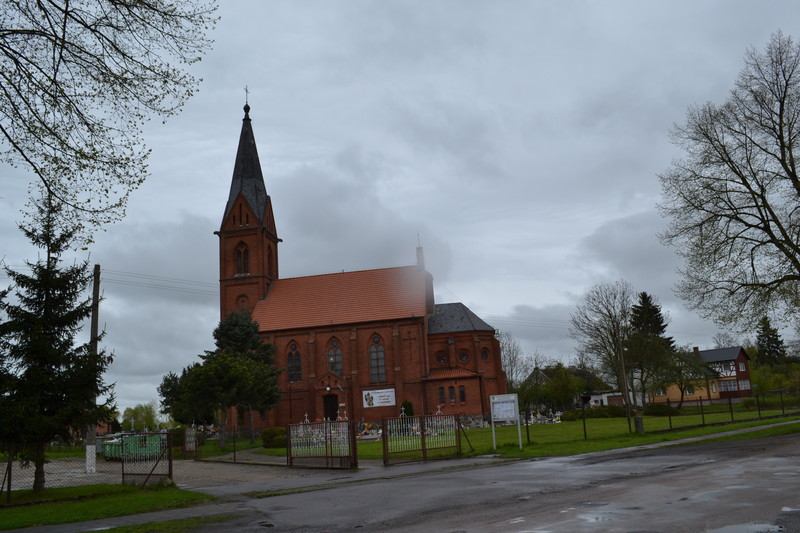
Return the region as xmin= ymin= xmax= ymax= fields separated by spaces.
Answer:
xmin=216 ymin=104 xmax=280 ymax=318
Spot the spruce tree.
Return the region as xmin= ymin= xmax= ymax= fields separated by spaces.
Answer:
xmin=0 ymin=194 xmax=115 ymax=491
xmin=755 ymin=316 xmax=787 ymax=366
xmin=627 ymin=292 xmax=674 ymax=407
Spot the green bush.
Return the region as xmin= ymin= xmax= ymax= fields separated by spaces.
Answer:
xmin=741 ymin=397 xmax=757 ymax=411
xmin=261 ymin=427 xmax=287 ymax=448
xmin=560 ymin=410 xmax=578 ymax=421
xmin=643 ymin=404 xmax=680 ymax=417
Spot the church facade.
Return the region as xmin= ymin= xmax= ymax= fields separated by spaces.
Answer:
xmin=217 ymin=105 xmax=507 ymax=429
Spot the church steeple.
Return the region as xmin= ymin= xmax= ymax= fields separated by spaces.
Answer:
xmin=216 ymin=104 xmax=281 ymax=318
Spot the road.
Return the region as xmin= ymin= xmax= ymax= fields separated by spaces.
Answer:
xmin=192 ymin=433 xmax=800 ymax=533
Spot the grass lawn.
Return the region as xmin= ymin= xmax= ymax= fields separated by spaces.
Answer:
xmin=0 ymin=484 xmax=213 ymax=530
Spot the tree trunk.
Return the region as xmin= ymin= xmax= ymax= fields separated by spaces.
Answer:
xmin=33 ymin=441 xmax=46 ymax=492
xmin=248 ymin=407 xmax=256 ymax=444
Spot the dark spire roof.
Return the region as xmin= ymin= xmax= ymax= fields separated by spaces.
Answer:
xmin=222 ymin=104 xmax=269 ymax=225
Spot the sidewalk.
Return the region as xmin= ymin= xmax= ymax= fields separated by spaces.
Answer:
xmin=8 ymin=419 xmax=800 ymax=533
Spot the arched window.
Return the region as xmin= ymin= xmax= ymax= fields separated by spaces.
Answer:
xmin=369 ymin=336 xmax=385 ymax=382
xmin=327 ymin=339 xmax=343 ymax=376
xmin=287 ymin=342 xmax=302 ymax=382
xmin=235 ymin=243 xmax=249 ymax=274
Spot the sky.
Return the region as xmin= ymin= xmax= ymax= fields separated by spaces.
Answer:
xmin=3 ymin=0 xmax=800 ymax=416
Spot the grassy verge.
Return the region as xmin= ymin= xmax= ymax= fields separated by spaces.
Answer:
xmin=0 ymin=484 xmax=213 ymax=530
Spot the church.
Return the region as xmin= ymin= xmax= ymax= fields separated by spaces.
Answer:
xmin=216 ymin=104 xmax=507 ymax=429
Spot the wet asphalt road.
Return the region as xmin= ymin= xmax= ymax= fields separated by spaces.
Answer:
xmin=197 ymin=433 xmax=800 ymax=533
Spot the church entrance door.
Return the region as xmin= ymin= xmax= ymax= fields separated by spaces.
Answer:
xmin=323 ymin=394 xmax=339 ymax=421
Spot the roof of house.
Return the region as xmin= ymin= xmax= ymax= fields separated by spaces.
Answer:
xmin=252 ymin=265 xmax=430 ymax=332
xmin=428 ymin=302 xmax=495 ymax=334
xmin=222 ymin=105 xmax=270 ymax=227
xmin=698 ymin=346 xmax=749 ymax=363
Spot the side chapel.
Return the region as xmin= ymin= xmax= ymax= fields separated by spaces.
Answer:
xmin=216 ymin=105 xmax=507 ymax=429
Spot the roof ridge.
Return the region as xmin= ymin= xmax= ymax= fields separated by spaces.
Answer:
xmin=278 ymin=264 xmax=418 ymax=282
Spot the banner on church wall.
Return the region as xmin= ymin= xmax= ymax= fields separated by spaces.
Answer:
xmin=363 ymin=388 xmax=396 ymax=408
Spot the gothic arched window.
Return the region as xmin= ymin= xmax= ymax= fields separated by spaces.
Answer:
xmin=287 ymin=343 xmax=302 ymax=382
xmin=327 ymin=339 xmax=343 ymax=376
xmin=235 ymin=243 xmax=249 ymax=274
xmin=369 ymin=335 xmax=385 ymax=382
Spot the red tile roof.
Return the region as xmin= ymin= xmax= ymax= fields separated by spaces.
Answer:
xmin=252 ymin=266 xmax=429 ymax=332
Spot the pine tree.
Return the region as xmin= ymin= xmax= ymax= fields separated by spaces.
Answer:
xmin=0 ymin=194 xmax=115 ymax=491
xmin=755 ymin=316 xmax=787 ymax=367
xmin=627 ymin=292 xmax=674 ymax=407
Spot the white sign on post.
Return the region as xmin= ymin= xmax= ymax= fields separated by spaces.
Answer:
xmin=490 ymin=393 xmax=522 ymax=450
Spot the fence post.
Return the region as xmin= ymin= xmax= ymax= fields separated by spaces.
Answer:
xmin=382 ymin=418 xmax=388 ymax=466
xmin=699 ymin=397 xmax=705 ymax=426
xmin=5 ymin=454 xmax=11 ymax=504
xmin=349 ymin=419 xmax=358 ymax=469
xmin=756 ymin=394 xmax=762 ymax=419
xmin=728 ymin=397 xmax=734 ymax=422
xmin=168 ymin=432 xmax=173 ymax=480
xmin=420 ymin=416 xmax=428 ymax=462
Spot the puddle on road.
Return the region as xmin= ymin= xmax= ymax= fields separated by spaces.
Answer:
xmin=706 ymin=524 xmax=783 ymax=533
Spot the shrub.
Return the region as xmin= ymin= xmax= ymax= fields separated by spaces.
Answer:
xmin=261 ymin=427 xmax=287 ymax=448
xmin=741 ymin=397 xmax=757 ymax=411
xmin=643 ymin=404 xmax=680 ymax=417
xmin=560 ymin=410 xmax=578 ymax=421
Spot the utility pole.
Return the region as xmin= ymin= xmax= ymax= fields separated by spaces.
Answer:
xmin=85 ymin=264 xmax=100 ymax=473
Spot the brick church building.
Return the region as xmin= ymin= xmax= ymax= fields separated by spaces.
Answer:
xmin=217 ymin=104 xmax=506 ymax=428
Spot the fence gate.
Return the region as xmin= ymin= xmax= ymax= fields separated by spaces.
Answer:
xmin=119 ymin=432 xmax=172 ymax=486
xmin=382 ymin=414 xmax=461 ymax=466
xmin=287 ymin=420 xmax=357 ymax=469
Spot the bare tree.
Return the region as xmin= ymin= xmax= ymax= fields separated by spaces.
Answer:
xmin=659 ymin=31 xmax=800 ymax=329
xmin=0 ymin=1 xmax=217 ymax=238
xmin=498 ymin=330 xmax=532 ymax=392
xmin=569 ymin=280 xmax=634 ymax=402
xmin=712 ymin=332 xmax=739 ymax=349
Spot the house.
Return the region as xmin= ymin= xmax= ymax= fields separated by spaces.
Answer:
xmin=216 ymin=104 xmax=507 ymax=429
xmin=652 ymin=346 xmax=752 ymax=404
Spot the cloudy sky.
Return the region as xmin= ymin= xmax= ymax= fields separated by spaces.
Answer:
xmin=3 ymin=1 xmax=800 ymax=415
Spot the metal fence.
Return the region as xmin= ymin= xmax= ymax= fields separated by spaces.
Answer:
xmin=382 ymin=414 xmax=461 ymax=466
xmin=653 ymin=392 xmax=800 ymax=431
xmin=1 ymin=432 xmax=173 ymax=503
xmin=119 ymin=432 xmax=172 ymax=486
xmin=287 ymin=420 xmax=357 ymax=469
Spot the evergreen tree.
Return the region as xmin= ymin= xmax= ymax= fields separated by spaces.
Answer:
xmin=159 ymin=310 xmax=280 ymax=441
xmin=755 ymin=316 xmax=787 ymax=366
xmin=627 ymin=292 xmax=674 ymax=407
xmin=0 ymin=195 xmax=114 ymax=491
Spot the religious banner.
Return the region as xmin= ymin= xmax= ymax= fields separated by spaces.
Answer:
xmin=362 ymin=388 xmax=396 ymax=408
